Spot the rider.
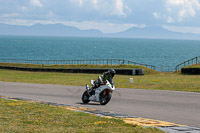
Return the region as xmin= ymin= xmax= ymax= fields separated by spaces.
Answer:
xmin=86 ymin=69 xmax=116 ymax=93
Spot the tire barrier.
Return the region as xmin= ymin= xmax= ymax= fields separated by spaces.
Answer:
xmin=181 ymin=68 xmax=200 ymax=75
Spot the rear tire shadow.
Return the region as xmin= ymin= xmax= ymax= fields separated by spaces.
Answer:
xmin=76 ymin=102 xmax=100 ymax=106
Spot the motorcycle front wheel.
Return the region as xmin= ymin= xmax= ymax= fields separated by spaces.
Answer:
xmin=82 ymin=91 xmax=90 ymax=104
xmin=99 ymin=90 xmax=112 ymax=105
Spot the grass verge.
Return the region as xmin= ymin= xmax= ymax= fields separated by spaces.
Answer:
xmin=0 ymin=98 xmax=163 ymax=133
xmin=0 ymin=69 xmax=200 ymax=92
xmin=183 ymin=64 xmax=200 ymax=68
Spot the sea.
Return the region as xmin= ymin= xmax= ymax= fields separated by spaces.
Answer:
xmin=0 ymin=35 xmax=200 ymax=69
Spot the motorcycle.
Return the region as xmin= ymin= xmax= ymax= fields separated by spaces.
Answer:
xmin=82 ymin=79 xmax=115 ymax=105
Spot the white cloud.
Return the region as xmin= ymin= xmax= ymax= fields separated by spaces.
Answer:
xmin=167 ymin=16 xmax=174 ymax=23
xmin=73 ymin=0 xmax=93 ymax=7
xmin=112 ymin=0 xmax=126 ymax=16
xmin=0 ymin=13 xmax=21 ymax=18
xmin=71 ymin=0 xmax=131 ymax=16
xmin=78 ymin=0 xmax=83 ymax=6
xmin=20 ymin=6 xmax=28 ymax=11
xmin=163 ymin=25 xmax=200 ymax=34
xmin=92 ymin=0 xmax=98 ymax=8
xmin=112 ymin=0 xmax=132 ymax=16
xmin=166 ymin=0 xmax=200 ymax=22
xmin=30 ymin=0 xmax=43 ymax=8
xmin=153 ymin=12 xmax=161 ymax=19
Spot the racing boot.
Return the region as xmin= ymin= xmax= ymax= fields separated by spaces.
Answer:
xmin=86 ymin=84 xmax=92 ymax=95
xmin=85 ymin=84 xmax=89 ymax=91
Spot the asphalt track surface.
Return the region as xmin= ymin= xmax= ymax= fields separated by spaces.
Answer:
xmin=0 ymin=81 xmax=200 ymax=128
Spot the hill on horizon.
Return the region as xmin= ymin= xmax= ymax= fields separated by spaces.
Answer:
xmin=110 ymin=26 xmax=200 ymax=40
xmin=0 ymin=23 xmax=200 ymax=40
xmin=0 ymin=23 xmax=104 ymax=37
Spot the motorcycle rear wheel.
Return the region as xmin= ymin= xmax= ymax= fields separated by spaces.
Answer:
xmin=99 ymin=90 xmax=112 ymax=105
xmin=82 ymin=91 xmax=90 ymax=104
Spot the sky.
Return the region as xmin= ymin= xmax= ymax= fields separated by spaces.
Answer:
xmin=1 ymin=0 xmax=200 ymax=34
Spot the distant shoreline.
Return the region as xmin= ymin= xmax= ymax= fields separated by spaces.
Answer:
xmin=1 ymin=34 xmax=200 ymax=41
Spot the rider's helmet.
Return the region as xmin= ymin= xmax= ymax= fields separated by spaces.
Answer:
xmin=108 ymin=69 xmax=116 ymax=78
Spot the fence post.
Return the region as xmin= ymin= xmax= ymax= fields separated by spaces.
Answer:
xmin=196 ymin=57 xmax=198 ymax=64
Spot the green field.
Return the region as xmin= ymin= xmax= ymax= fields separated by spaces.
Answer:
xmin=0 ymin=98 xmax=163 ymax=133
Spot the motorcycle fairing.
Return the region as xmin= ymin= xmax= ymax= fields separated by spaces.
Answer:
xmin=89 ymin=80 xmax=115 ymax=102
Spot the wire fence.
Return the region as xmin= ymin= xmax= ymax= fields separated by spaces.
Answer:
xmin=1 ymin=57 xmax=199 ymax=72
xmin=175 ymin=56 xmax=200 ymax=71
xmin=0 ymin=59 xmax=156 ymax=70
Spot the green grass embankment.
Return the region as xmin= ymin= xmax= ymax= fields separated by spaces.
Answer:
xmin=0 ymin=63 xmax=158 ymax=75
xmin=0 ymin=98 xmax=163 ymax=133
xmin=183 ymin=64 xmax=200 ymax=68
